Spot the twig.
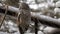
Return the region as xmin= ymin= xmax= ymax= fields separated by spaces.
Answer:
xmin=0 ymin=5 xmax=8 ymax=28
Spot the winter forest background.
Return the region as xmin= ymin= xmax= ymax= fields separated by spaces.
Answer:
xmin=0 ymin=0 xmax=60 ymax=34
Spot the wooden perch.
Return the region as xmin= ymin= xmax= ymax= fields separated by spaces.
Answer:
xmin=0 ymin=3 xmax=19 ymax=13
xmin=0 ymin=3 xmax=60 ymax=28
xmin=31 ymin=12 xmax=60 ymax=28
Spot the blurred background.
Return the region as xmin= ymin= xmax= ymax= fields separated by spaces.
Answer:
xmin=0 ymin=0 xmax=60 ymax=34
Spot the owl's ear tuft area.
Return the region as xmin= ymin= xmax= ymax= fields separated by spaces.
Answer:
xmin=19 ymin=2 xmax=29 ymax=10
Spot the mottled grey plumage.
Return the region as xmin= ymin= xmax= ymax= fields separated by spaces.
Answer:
xmin=18 ymin=2 xmax=31 ymax=32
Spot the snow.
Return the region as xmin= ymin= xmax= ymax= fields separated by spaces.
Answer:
xmin=0 ymin=19 xmax=48 ymax=34
xmin=56 ymin=1 xmax=60 ymax=7
xmin=0 ymin=0 xmax=60 ymax=34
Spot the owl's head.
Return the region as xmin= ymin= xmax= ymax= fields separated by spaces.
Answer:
xmin=19 ymin=2 xmax=30 ymax=10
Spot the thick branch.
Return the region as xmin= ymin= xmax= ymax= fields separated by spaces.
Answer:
xmin=0 ymin=3 xmax=60 ymax=28
xmin=31 ymin=12 xmax=60 ymax=28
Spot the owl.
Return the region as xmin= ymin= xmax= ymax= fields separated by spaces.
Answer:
xmin=17 ymin=2 xmax=31 ymax=33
